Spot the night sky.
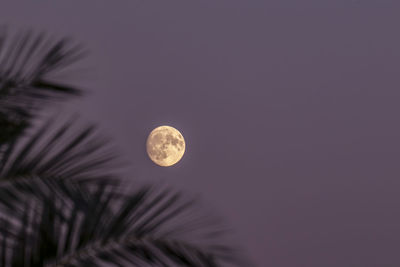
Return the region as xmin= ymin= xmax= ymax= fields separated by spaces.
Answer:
xmin=2 ymin=1 xmax=400 ymax=266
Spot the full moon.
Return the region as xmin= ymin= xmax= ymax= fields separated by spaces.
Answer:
xmin=146 ymin=126 xmax=185 ymax=167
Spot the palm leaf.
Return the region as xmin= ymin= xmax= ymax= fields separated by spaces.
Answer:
xmin=0 ymin=177 xmax=245 ymax=267
xmin=0 ymin=29 xmax=84 ymax=144
xmin=0 ymin=117 xmax=118 ymax=182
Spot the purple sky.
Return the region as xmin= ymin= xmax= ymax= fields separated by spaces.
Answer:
xmin=2 ymin=1 xmax=400 ymax=266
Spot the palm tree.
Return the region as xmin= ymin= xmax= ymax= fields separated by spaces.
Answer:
xmin=0 ymin=30 xmax=247 ymax=266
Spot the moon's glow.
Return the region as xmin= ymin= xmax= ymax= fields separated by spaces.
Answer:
xmin=146 ymin=126 xmax=185 ymax=167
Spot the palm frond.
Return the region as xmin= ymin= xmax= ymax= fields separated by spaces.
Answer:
xmin=0 ymin=116 xmax=119 ymax=182
xmin=0 ymin=177 xmax=245 ymax=267
xmin=0 ymin=28 xmax=85 ymax=144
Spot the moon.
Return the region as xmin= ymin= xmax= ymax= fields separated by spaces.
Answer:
xmin=146 ymin=126 xmax=185 ymax=167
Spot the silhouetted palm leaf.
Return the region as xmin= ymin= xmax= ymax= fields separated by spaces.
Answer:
xmin=0 ymin=117 xmax=118 ymax=182
xmin=0 ymin=177 xmax=243 ymax=267
xmin=0 ymin=29 xmax=84 ymax=144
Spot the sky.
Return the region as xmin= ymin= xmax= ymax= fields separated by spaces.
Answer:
xmin=2 ymin=1 xmax=400 ymax=266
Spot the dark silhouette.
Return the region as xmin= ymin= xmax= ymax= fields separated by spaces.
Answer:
xmin=0 ymin=30 xmax=246 ymax=266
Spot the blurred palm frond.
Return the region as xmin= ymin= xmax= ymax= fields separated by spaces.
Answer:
xmin=0 ymin=177 xmax=242 ymax=267
xmin=0 ymin=29 xmax=84 ymax=144
xmin=0 ymin=117 xmax=118 ymax=182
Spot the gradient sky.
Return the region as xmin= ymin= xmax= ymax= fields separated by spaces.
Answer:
xmin=2 ymin=1 xmax=400 ymax=266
